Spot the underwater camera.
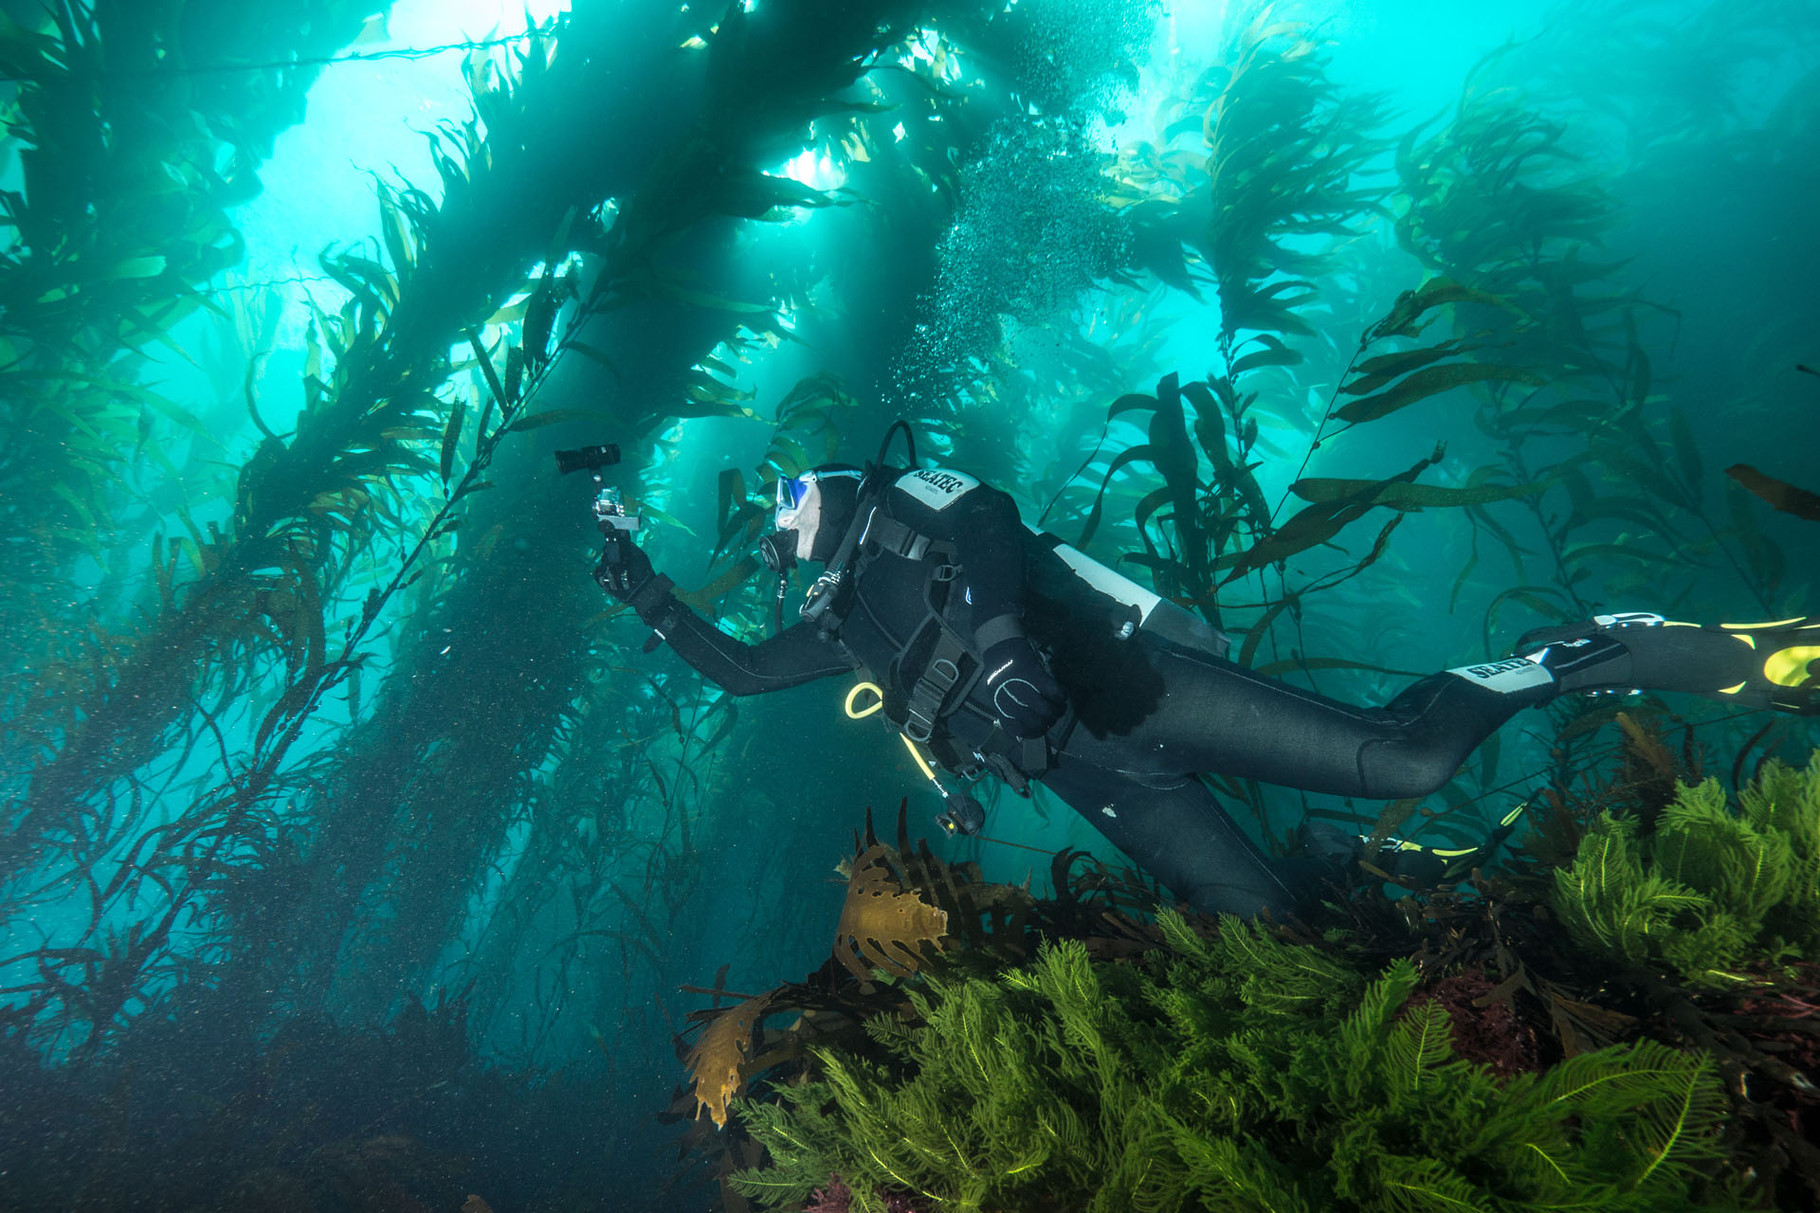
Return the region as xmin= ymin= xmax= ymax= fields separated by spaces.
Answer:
xmin=555 ymin=442 xmax=638 ymax=536
xmin=555 ymin=443 xmax=621 ymax=476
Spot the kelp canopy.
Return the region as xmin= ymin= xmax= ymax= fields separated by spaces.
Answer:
xmin=0 ymin=0 xmax=1817 ymax=1208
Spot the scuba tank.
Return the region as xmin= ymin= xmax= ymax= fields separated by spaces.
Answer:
xmin=1031 ymin=529 xmax=1232 ymax=659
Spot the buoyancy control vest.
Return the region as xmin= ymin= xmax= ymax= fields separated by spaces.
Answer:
xmin=812 ymin=485 xmax=1233 ymax=783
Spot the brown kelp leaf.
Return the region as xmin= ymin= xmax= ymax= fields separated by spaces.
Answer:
xmin=684 ymin=991 xmax=775 ymax=1128
xmin=522 ymin=268 xmax=562 ymax=369
xmin=833 ymin=845 xmax=949 ymax=981
xmin=1333 ymin=362 xmax=1545 ymax=425
xmin=772 ymin=371 xmax=859 ymax=432
xmin=1725 ymin=464 xmax=1820 ymax=522
xmin=714 ymin=168 xmax=833 ymax=220
xmin=464 ymin=327 xmax=509 ymax=410
xmin=1339 ymin=337 xmax=1472 ymax=397
xmin=438 ymin=398 xmax=465 ymax=486
xmin=1229 ymin=333 xmax=1303 ymax=376
xmin=1220 ymin=446 xmax=1443 ymax=584
xmin=1183 ymin=377 xmax=1272 ymax=530
xmin=711 ymin=469 xmax=768 ymax=565
xmin=1366 ymin=278 xmax=1520 ymax=342
xmin=1078 ymin=442 xmax=1158 ymax=549
xmin=674 ymin=555 xmax=761 ymax=616
xmin=1724 ymin=479 xmax=1786 ymax=594
xmin=505 ymin=408 xmax=607 ymax=433
xmin=716 ymin=467 xmax=746 ymax=536
xmin=1668 ymin=405 xmax=1702 ymax=495
xmin=1289 ymin=477 xmax=1544 ymax=509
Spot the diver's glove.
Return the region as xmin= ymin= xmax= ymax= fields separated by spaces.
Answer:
xmin=982 ymin=637 xmax=1066 ymax=739
xmin=594 ymin=533 xmax=675 ymax=624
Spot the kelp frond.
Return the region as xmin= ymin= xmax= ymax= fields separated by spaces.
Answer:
xmin=1114 ymin=8 xmax=1391 ymax=365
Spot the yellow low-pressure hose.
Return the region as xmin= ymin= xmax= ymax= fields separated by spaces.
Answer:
xmin=843 ymin=680 xmax=939 ymax=780
xmin=845 ymin=680 xmax=1012 ymax=840
xmin=900 ymin=733 xmax=938 ymax=782
xmin=844 ymin=680 xmax=884 ymax=719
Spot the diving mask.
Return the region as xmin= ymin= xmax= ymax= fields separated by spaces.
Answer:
xmin=773 ymin=468 xmax=863 ymax=562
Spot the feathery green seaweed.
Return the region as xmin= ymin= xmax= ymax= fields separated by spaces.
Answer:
xmin=1553 ymin=755 xmax=1820 ymax=988
xmin=731 ymin=912 xmax=1735 ymax=1213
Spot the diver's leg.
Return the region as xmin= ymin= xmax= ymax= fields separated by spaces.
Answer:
xmin=1065 ymin=641 xmax=1543 ymax=800
xmin=1065 ymin=612 xmax=1819 ymax=801
xmin=1037 ymin=752 xmax=1335 ymax=918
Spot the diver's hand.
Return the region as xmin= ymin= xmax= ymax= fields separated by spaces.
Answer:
xmin=982 ymin=637 xmax=1066 ymax=739
xmin=594 ymin=534 xmax=673 ymax=622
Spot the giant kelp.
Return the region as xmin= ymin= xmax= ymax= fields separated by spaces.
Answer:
xmin=0 ymin=1 xmax=302 ymax=762
xmin=295 ymin=0 xmax=1031 ymax=1025
xmin=310 ymin=0 xmax=1190 ymax=1038
xmin=0 ymin=0 xmax=1107 ymax=1068
xmin=1055 ymin=14 xmax=1393 ymax=640
xmin=0 ymin=16 xmax=608 ymax=1055
xmin=1116 ymin=14 xmax=1390 ymax=365
xmin=0 ymin=17 xmax=568 ymax=882
xmin=1385 ymin=63 xmax=1797 ymax=632
xmin=1053 ymin=14 xmax=1816 ymax=869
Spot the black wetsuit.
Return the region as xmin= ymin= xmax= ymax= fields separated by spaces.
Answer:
xmin=635 ymin=468 xmax=1544 ymax=917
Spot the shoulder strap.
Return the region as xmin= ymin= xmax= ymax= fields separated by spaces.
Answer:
xmin=861 ymin=510 xmax=933 ymax=561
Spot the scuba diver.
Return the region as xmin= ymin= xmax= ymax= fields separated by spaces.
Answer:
xmin=592 ymin=427 xmax=1819 ymax=919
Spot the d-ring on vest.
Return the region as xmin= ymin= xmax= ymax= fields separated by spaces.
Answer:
xmin=847 ymin=508 xmax=1058 ymax=788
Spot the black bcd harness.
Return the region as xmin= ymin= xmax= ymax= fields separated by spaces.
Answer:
xmin=807 ymin=494 xmax=1059 ymax=792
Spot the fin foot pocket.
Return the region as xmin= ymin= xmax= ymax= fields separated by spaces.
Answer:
xmin=1299 ymin=802 xmax=1528 ymax=891
xmin=1515 ymin=613 xmax=1819 ymax=714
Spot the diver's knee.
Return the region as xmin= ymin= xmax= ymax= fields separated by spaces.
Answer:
xmin=1356 ymin=739 xmax=1466 ymax=799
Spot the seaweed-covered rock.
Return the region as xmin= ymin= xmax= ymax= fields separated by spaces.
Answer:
xmin=730 ymin=913 xmax=1736 ymax=1213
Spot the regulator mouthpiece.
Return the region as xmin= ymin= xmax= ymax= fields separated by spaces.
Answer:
xmin=758 ymin=530 xmax=798 ymax=573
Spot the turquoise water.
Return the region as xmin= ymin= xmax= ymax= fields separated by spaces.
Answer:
xmin=1 ymin=0 xmax=1817 ymax=1207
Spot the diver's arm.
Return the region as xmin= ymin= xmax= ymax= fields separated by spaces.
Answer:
xmin=596 ymin=530 xmax=854 ymax=695
xmin=645 ymin=603 xmax=857 ymax=695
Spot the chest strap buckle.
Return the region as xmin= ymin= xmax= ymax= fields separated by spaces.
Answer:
xmin=903 ymin=650 xmax=964 ymax=743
